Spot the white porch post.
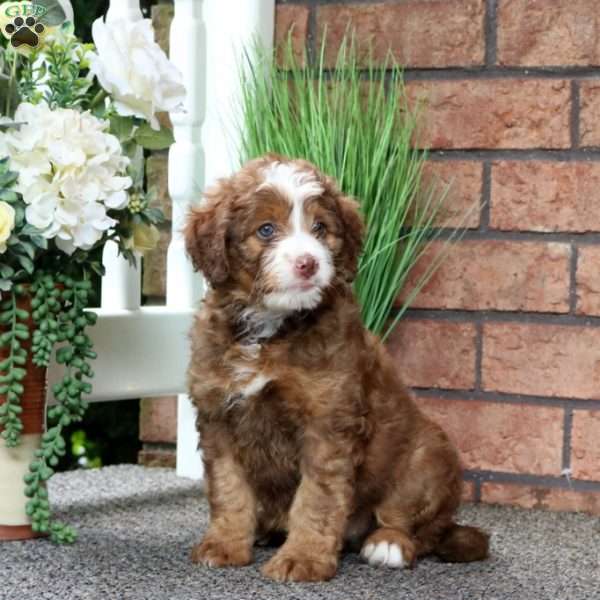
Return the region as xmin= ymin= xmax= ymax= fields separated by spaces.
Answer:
xmin=169 ymin=0 xmax=206 ymax=479
xmin=203 ymin=0 xmax=276 ymax=187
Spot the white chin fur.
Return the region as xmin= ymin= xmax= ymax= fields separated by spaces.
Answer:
xmin=263 ymin=288 xmax=323 ymax=313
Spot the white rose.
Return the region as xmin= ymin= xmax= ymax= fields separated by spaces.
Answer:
xmin=89 ymin=17 xmax=186 ymax=131
xmin=0 ymin=201 xmax=15 ymax=254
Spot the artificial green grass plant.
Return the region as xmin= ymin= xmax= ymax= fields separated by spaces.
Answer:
xmin=239 ymin=36 xmax=460 ymax=340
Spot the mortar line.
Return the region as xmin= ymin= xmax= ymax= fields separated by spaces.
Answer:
xmin=426 ymin=149 xmax=600 ymax=161
xmin=463 ymin=469 xmax=600 ymax=492
xmin=474 ymin=322 xmax=483 ymax=392
xmin=562 ymin=408 xmax=574 ymax=473
xmin=413 ymin=387 xmax=600 ymax=411
xmin=484 ymin=0 xmax=498 ymax=67
xmin=473 ymin=479 xmax=483 ymax=503
xmin=569 ymin=244 xmax=579 ymax=314
xmin=306 ymin=3 xmax=317 ymax=67
xmin=479 ymin=161 xmax=491 ymax=231
xmin=570 ymin=80 xmax=581 ymax=148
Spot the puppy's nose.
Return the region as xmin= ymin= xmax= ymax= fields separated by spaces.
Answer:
xmin=294 ymin=254 xmax=318 ymax=279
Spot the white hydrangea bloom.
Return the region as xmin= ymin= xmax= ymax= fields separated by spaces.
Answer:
xmin=89 ymin=17 xmax=186 ymax=130
xmin=0 ymin=102 xmax=132 ymax=255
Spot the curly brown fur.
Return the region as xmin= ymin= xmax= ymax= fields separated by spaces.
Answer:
xmin=185 ymin=155 xmax=489 ymax=582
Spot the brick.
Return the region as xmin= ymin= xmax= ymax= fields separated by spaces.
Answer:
xmin=406 ymin=80 xmax=571 ymax=150
xmin=387 ymin=320 xmax=476 ymax=390
xmin=421 ymin=161 xmax=482 ymax=229
xmin=577 ymin=246 xmax=600 ymax=316
xmin=138 ymin=448 xmax=176 ymax=469
xmin=142 ymin=228 xmax=170 ymax=298
xmin=417 ymin=397 xmax=563 ymax=476
xmin=400 ymin=240 xmax=571 ymax=313
xmin=140 ymin=396 xmax=178 ymax=443
xmin=482 ymin=323 xmax=600 ymax=399
xmin=152 ymin=5 xmax=174 ymax=55
xmin=461 ymin=480 xmax=476 ymax=503
xmin=481 ymin=482 xmax=600 ymax=516
xmin=275 ymin=4 xmax=309 ymax=66
xmin=146 ymin=154 xmax=172 ymax=221
xmin=316 ymin=1 xmax=485 ymax=68
xmin=579 ymin=81 xmax=600 ymax=147
xmin=497 ymin=0 xmax=600 ymax=67
xmin=571 ymin=410 xmax=600 ymax=481
xmin=491 ymin=162 xmax=600 ymax=232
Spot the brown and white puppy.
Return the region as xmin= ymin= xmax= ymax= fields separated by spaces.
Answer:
xmin=184 ymin=154 xmax=489 ymax=582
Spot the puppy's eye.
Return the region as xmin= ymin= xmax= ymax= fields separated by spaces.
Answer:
xmin=257 ymin=223 xmax=276 ymax=240
xmin=312 ymin=221 xmax=326 ymax=236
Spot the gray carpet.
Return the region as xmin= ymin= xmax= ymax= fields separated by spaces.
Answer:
xmin=1 ymin=465 xmax=599 ymax=600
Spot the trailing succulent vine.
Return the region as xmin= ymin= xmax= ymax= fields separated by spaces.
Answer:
xmin=0 ymin=273 xmax=97 ymax=543
xmin=0 ymin=286 xmax=29 ymax=447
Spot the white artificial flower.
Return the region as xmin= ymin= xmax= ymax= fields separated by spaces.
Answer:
xmin=0 ymin=102 xmax=132 ymax=255
xmin=89 ymin=17 xmax=186 ymax=130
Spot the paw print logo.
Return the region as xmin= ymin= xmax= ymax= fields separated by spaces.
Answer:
xmin=4 ymin=15 xmax=45 ymax=48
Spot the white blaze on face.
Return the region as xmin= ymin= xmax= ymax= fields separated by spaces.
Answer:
xmin=259 ymin=162 xmax=334 ymax=312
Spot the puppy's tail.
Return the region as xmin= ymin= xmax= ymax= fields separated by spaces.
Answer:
xmin=434 ymin=523 xmax=489 ymax=563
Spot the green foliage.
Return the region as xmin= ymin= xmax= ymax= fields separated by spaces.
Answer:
xmin=0 ymin=286 xmax=29 ymax=447
xmin=18 ymin=23 xmax=97 ymax=109
xmin=240 ymin=36 xmax=463 ymax=339
xmin=24 ymin=271 xmax=97 ymax=543
xmin=134 ymin=122 xmax=176 ymax=151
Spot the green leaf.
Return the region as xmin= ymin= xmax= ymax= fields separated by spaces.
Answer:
xmin=17 ymin=255 xmax=34 ymax=274
xmin=0 ymin=265 xmax=14 ymax=279
xmin=17 ymin=242 xmax=36 ymax=260
xmin=110 ymin=115 xmax=136 ymax=141
xmin=134 ymin=123 xmax=175 ymax=150
xmin=0 ymin=190 xmax=18 ymax=203
xmin=30 ymin=236 xmax=49 ymax=250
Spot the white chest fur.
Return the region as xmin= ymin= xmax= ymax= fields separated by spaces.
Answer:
xmin=224 ymin=343 xmax=272 ymax=410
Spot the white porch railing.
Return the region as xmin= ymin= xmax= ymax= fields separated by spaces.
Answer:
xmin=47 ymin=0 xmax=276 ymax=479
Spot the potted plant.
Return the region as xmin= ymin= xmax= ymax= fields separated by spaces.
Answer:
xmin=0 ymin=3 xmax=185 ymax=542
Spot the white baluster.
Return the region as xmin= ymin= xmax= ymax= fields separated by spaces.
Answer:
xmin=203 ymin=0 xmax=275 ymax=187
xmin=100 ymin=0 xmax=144 ymax=312
xmin=106 ymin=0 xmax=143 ymax=23
xmin=168 ymin=0 xmax=206 ymax=479
xmin=100 ymin=241 xmax=141 ymax=311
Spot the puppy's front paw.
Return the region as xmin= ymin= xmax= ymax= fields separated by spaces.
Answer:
xmin=262 ymin=551 xmax=337 ymax=582
xmin=191 ymin=537 xmax=253 ymax=568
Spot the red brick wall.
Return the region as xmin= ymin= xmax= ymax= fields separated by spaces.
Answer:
xmin=277 ymin=0 xmax=600 ymax=514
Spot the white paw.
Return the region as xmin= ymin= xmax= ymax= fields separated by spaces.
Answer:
xmin=361 ymin=541 xmax=407 ymax=568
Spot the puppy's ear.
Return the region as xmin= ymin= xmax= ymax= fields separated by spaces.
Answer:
xmin=184 ymin=196 xmax=230 ymax=286
xmin=337 ymin=195 xmax=365 ymax=282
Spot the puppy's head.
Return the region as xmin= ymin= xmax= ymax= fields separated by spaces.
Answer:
xmin=185 ymin=155 xmax=364 ymax=313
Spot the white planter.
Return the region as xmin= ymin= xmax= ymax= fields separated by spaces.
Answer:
xmin=0 ymin=434 xmax=42 ymax=540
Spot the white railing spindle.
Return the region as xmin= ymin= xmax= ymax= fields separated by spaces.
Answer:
xmin=203 ymin=0 xmax=275 ymax=188
xmin=169 ymin=0 xmax=206 ymax=479
xmin=100 ymin=242 xmax=141 ymax=311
